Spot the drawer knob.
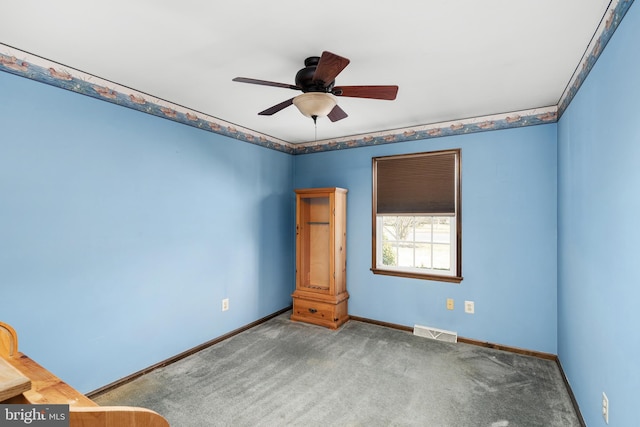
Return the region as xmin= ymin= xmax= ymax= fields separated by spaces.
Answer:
xmin=308 ymin=308 xmax=317 ymax=314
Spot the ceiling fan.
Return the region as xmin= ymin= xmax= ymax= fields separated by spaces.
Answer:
xmin=232 ymin=51 xmax=398 ymax=123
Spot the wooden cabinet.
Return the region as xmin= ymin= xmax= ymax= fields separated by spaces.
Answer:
xmin=291 ymin=187 xmax=349 ymax=329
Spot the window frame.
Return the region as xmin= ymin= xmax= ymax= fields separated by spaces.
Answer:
xmin=371 ymin=149 xmax=463 ymax=283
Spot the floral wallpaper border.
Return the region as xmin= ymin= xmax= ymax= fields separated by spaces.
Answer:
xmin=557 ymin=0 xmax=634 ymax=116
xmin=0 ymin=0 xmax=633 ymax=155
xmin=0 ymin=45 xmax=295 ymax=154
xmin=294 ymin=107 xmax=558 ymax=154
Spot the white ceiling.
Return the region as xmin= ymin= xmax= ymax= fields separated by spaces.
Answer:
xmin=1 ymin=0 xmax=613 ymax=144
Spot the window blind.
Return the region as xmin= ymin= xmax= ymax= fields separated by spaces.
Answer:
xmin=374 ymin=150 xmax=458 ymax=215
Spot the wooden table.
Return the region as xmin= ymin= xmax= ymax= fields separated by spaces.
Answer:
xmin=0 ymin=357 xmax=31 ymax=401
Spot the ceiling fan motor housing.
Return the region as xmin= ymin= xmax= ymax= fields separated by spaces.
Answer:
xmin=295 ymin=56 xmax=335 ymax=93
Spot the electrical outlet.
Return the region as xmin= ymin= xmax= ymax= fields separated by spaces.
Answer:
xmin=446 ymin=298 xmax=454 ymax=310
xmin=222 ymin=298 xmax=229 ymax=312
xmin=464 ymin=301 xmax=475 ymax=314
xmin=602 ymin=392 xmax=609 ymax=424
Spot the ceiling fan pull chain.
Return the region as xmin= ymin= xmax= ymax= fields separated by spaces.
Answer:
xmin=312 ymin=115 xmax=318 ymax=141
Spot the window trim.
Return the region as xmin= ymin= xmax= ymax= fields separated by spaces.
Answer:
xmin=371 ymin=149 xmax=463 ymax=283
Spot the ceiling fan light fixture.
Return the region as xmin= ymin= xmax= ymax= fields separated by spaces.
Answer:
xmin=292 ymin=92 xmax=337 ymax=118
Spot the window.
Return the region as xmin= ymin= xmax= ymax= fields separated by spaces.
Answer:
xmin=372 ymin=149 xmax=462 ymax=282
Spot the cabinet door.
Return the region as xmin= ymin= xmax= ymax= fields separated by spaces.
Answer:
xmin=297 ymin=193 xmax=333 ymax=292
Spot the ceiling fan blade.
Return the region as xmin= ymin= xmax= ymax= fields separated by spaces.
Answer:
xmin=258 ymin=98 xmax=294 ymax=116
xmin=327 ymin=105 xmax=348 ymax=122
xmin=233 ymin=77 xmax=300 ymax=91
xmin=312 ymin=51 xmax=350 ymax=86
xmin=333 ymin=85 xmax=398 ymax=100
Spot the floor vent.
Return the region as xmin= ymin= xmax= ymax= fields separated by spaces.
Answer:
xmin=413 ymin=325 xmax=458 ymax=343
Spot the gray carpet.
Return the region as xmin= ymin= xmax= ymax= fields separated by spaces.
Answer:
xmin=94 ymin=313 xmax=580 ymax=426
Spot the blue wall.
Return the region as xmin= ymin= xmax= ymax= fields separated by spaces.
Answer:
xmin=295 ymin=124 xmax=558 ymax=353
xmin=558 ymin=3 xmax=640 ymax=426
xmin=0 ymin=72 xmax=295 ymax=393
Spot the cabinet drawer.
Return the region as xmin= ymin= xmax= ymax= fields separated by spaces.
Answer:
xmin=291 ymin=297 xmax=348 ymax=329
xmin=293 ymin=299 xmax=336 ymax=322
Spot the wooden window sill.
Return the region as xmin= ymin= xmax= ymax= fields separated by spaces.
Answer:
xmin=371 ymin=268 xmax=463 ymax=283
